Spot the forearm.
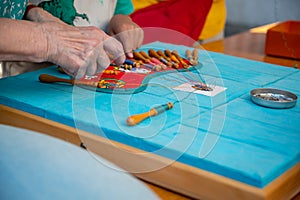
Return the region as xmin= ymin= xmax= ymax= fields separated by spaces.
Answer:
xmin=24 ymin=5 xmax=62 ymax=23
xmin=0 ymin=18 xmax=47 ymax=63
xmin=107 ymin=14 xmax=143 ymax=57
xmin=107 ymin=14 xmax=134 ymax=35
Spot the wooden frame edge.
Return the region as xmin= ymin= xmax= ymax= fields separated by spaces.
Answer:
xmin=1 ymin=105 xmax=298 ymax=199
xmin=264 ymin=162 xmax=300 ymax=200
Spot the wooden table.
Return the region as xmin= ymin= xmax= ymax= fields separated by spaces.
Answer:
xmin=201 ymin=23 xmax=299 ymax=69
xmin=1 ymin=24 xmax=299 ymax=200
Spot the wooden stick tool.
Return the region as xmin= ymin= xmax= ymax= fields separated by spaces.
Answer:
xmin=39 ymin=74 xmax=99 ymax=87
xmin=126 ymin=102 xmax=174 ymax=126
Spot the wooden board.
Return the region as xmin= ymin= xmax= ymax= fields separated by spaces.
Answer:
xmin=1 ymin=104 xmax=299 ymax=200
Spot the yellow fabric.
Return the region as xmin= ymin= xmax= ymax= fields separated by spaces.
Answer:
xmin=131 ymin=0 xmax=226 ymax=40
xmin=200 ymin=0 xmax=226 ymax=40
xmin=132 ymin=0 xmax=162 ymax=10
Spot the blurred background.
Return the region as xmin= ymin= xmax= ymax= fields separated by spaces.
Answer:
xmin=225 ymin=0 xmax=300 ymax=36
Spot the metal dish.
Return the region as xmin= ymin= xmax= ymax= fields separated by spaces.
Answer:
xmin=250 ymin=88 xmax=298 ymax=109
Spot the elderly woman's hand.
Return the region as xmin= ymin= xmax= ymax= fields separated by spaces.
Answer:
xmin=41 ymin=22 xmax=126 ymax=79
xmin=107 ymin=14 xmax=144 ymax=58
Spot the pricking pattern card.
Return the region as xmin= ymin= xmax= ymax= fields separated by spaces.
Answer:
xmin=173 ymin=82 xmax=227 ymax=97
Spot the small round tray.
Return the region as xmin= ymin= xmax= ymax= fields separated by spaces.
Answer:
xmin=250 ymin=88 xmax=298 ymax=109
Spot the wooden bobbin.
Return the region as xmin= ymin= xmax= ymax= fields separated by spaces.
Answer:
xmin=139 ymin=50 xmax=164 ymax=70
xmin=172 ymin=50 xmax=189 ymax=68
xmin=193 ymin=48 xmax=199 ymax=60
xmin=149 ymin=49 xmax=172 ymax=67
xmin=148 ymin=49 xmax=161 ymax=60
xmin=185 ymin=49 xmax=197 ymax=66
xmin=165 ymin=49 xmax=180 ymax=64
xmin=140 ymin=51 xmax=152 ymax=60
xmin=163 ymin=50 xmax=179 ymax=68
xmin=133 ymin=51 xmax=150 ymax=63
xmin=126 ymin=102 xmax=174 ymax=126
xmin=157 ymin=50 xmax=171 ymax=62
xmin=185 ymin=49 xmax=193 ymax=60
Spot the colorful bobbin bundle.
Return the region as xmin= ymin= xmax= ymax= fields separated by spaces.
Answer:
xmin=119 ymin=48 xmax=199 ymax=72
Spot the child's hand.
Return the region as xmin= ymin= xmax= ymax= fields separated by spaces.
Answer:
xmin=107 ymin=15 xmax=144 ymax=58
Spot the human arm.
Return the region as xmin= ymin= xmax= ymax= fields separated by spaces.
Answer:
xmin=106 ymin=0 xmax=143 ymax=58
xmin=23 ymin=4 xmax=62 ymax=23
xmin=0 ymin=18 xmax=125 ymax=78
xmin=107 ymin=14 xmax=143 ymax=58
xmin=0 ymin=18 xmax=47 ymax=63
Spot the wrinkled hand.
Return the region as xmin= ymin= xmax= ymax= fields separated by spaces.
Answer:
xmin=41 ymin=22 xmax=125 ymax=79
xmin=107 ymin=15 xmax=144 ymax=58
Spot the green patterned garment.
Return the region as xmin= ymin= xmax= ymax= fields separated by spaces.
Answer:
xmin=0 ymin=0 xmax=28 ymax=19
xmin=37 ymin=0 xmax=89 ymax=25
xmin=37 ymin=0 xmax=134 ymax=26
xmin=115 ymin=0 xmax=134 ymax=15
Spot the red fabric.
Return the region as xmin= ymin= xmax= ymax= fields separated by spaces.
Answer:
xmin=130 ymin=0 xmax=212 ymax=44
